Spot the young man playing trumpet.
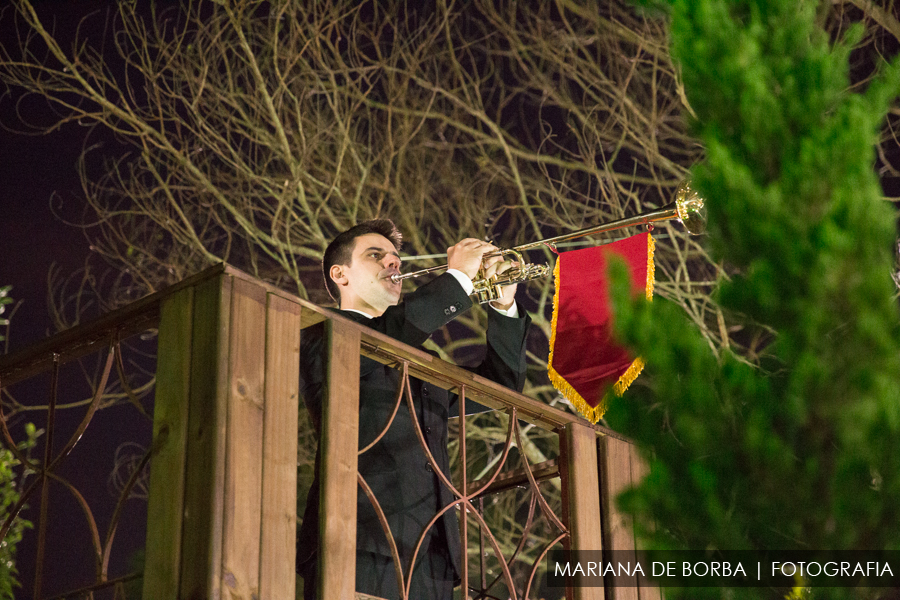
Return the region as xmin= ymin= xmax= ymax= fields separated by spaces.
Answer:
xmin=296 ymin=219 xmax=530 ymax=600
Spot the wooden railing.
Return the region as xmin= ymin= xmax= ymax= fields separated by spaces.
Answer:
xmin=0 ymin=264 xmax=660 ymax=600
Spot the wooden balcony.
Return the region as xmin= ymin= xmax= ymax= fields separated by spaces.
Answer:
xmin=0 ymin=264 xmax=660 ymax=600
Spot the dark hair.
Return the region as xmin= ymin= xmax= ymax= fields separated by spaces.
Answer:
xmin=322 ymin=219 xmax=403 ymax=302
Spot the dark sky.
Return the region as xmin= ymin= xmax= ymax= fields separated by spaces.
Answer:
xmin=0 ymin=119 xmax=91 ymax=352
xmin=0 ymin=104 xmax=150 ymax=598
xmin=0 ymin=3 xmax=102 ymax=351
xmin=1 ymin=3 xmax=151 ymax=599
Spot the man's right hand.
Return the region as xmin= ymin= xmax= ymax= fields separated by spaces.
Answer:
xmin=447 ymin=238 xmax=497 ymax=280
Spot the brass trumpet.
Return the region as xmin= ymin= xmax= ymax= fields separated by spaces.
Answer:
xmin=392 ymin=182 xmax=706 ymax=304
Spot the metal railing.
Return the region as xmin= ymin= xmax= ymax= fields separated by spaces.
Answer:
xmin=0 ymin=264 xmax=659 ymax=600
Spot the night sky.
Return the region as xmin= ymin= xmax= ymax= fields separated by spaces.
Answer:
xmin=1 ymin=104 xmax=150 ymax=597
xmin=0 ymin=4 xmax=104 ymax=348
xmin=1 ymin=3 xmax=152 ymax=599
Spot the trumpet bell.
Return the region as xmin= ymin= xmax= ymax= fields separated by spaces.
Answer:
xmin=675 ymin=180 xmax=707 ymax=235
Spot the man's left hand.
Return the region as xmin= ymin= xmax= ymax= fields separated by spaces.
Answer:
xmin=482 ymin=255 xmax=518 ymax=311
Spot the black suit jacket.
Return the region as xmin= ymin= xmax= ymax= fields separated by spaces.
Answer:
xmin=296 ymin=273 xmax=530 ymax=580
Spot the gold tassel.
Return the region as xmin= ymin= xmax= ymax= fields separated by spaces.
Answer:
xmin=548 ymin=366 xmax=604 ymax=424
xmin=613 ymin=357 xmax=646 ymax=395
xmin=548 ymin=257 xmax=562 ymax=378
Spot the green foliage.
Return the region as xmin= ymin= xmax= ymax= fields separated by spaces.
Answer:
xmin=0 ymin=423 xmax=40 ymax=600
xmin=0 ymin=286 xmax=11 ymax=344
xmin=606 ymin=0 xmax=900 ymax=598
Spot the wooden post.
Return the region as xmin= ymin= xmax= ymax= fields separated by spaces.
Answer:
xmin=629 ymin=451 xmax=663 ymax=600
xmin=599 ymin=435 xmax=640 ymax=600
xmin=179 ymin=273 xmax=231 ymax=599
xmin=220 ymin=278 xmax=267 ymax=598
xmin=259 ymin=293 xmax=301 ymax=599
xmin=143 ymin=286 xmax=194 ymax=599
xmin=145 ymin=271 xmax=304 ymax=599
xmin=560 ymin=421 xmax=605 ymax=600
xmin=317 ymin=319 xmax=361 ymax=599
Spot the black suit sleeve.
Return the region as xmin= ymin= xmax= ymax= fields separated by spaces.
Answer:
xmin=478 ymin=304 xmax=531 ymax=391
xmin=368 ymin=272 xmax=474 ymax=345
xmin=453 ymin=303 xmax=531 ymax=415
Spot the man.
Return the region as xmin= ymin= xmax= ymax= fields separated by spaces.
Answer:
xmin=297 ymin=219 xmax=530 ymax=600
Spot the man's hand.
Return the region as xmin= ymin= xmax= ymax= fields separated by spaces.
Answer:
xmin=482 ymin=254 xmax=518 ymax=311
xmin=447 ymin=238 xmax=497 ymax=280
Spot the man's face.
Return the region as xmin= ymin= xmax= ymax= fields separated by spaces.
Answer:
xmin=330 ymin=233 xmax=402 ymax=316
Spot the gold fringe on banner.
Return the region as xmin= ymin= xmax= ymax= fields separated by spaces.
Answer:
xmin=547 ymin=233 xmax=656 ymax=424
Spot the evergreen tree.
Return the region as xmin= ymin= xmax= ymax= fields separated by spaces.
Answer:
xmin=0 ymin=420 xmax=38 ymax=600
xmin=607 ymin=0 xmax=900 ymax=598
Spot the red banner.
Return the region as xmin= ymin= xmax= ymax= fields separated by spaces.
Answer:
xmin=548 ymin=233 xmax=655 ymax=423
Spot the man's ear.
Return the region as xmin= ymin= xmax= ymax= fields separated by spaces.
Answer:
xmin=329 ymin=264 xmax=348 ymax=288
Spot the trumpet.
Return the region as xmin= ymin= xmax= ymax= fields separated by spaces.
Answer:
xmin=392 ymin=181 xmax=706 ymax=304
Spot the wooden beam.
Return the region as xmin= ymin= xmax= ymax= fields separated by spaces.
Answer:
xmin=358 ymin=331 xmax=610 ymax=434
xmin=0 ymin=264 xmax=228 ymax=386
xmin=1 ymin=260 xmax=595 ymax=438
xmin=259 ymin=293 xmax=302 ymax=599
xmin=466 ymin=459 xmax=560 ymax=499
xmin=318 ymin=319 xmax=361 ymax=600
